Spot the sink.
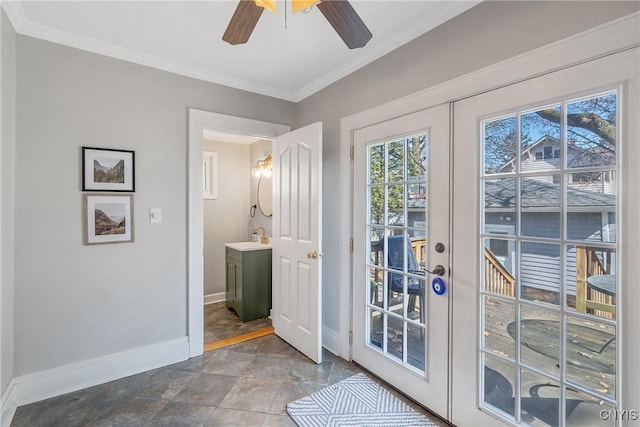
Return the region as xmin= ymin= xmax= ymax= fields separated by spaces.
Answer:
xmin=225 ymin=241 xmax=272 ymax=251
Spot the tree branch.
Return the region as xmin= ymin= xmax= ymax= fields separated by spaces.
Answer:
xmin=536 ymin=109 xmax=615 ymax=144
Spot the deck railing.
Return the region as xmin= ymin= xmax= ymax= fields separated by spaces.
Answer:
xmin=483 ymin=247 xmax=515 ymax=296
xmin=576 ymin=246 xmax=615 ymax=318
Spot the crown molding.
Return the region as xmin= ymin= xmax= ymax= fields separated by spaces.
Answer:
xmin=1 ymin=1 xmax=27 ymax=33
xmin=1 ymin=0 xmax=480 ymax=103
xmin=293 ymin=1 xmax=479 ymax=102
xmin=2 ymin=1 xmax=299 ymax=101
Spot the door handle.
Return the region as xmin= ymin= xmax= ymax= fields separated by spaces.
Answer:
xmin=306 ymin=250 xmax=323 ymax=260
xmin=425 ymin=265 xmax=446 ymax=276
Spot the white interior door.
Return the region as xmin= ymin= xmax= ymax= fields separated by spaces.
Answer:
xmin=272 ymin=122 xmax=323 ymax=363
xmin=451 ymin=48 xmax=639 ymax=426
xmin=352 ymin=105 xmax=450 ymax=419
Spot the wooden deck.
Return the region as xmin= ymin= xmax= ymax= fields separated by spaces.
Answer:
xmin=483 ymin=295 xmax=616 ymax=426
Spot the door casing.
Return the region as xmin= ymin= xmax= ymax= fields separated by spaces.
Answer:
xmin=187 ymin=109 xmax=290 ymax=357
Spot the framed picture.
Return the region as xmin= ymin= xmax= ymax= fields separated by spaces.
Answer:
xmin=84 ymin=194 xmax=134 ymax=245
xmin=82 ymin=147 xmax=135 ymax=192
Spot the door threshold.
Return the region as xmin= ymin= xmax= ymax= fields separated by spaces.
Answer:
xmin=203 ymin=326 xmax=274 ymax=352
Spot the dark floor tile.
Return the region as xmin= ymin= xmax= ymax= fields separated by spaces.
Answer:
xmin=219 ymin=377 xmax=282 ymax=412
xmin=289 ymin=357 xmax=333 ymax=384
xmin=203 ymin=349 xmax=256 ymax=376
xmin=86 ymin=397 xmax=167 ymax=427
xmin=263 ymin=414 xmax=297 ymax=427
xmin=204 ymin=302 xmax=271 ymax=344
xmin=242 ymin=354 xmax=292 ymax=381
xmin=135 ymin=368 xmax=196 ymax=400
xmin=172 ymin=373 xmax=238 ymax=406
xmin=12 ymin=306 xmax=418 ymax=427
xmin=327 ymin=360 xmax=363 ymax=385
xmin=267 ymin=380 xmax=326 ymax=415
xmin=224 ymin=336 xmax=268 ymax=354
xmin=147 ymin=401 xmax=215 ymax=427
xmin=19 ymin=396 xmax=96 ymax=427
xmin=9 ymin=406 xmax=33 ymax=427
xmin=164 ymin=354 xmax=207 ymax=373
xmin=205 ymin=407 xmax=266 ymax=426
xmin=257 ymin=335 xmax=300 ymax=358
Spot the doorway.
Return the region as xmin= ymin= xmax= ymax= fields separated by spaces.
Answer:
xmin=347 ymin=44 xmax=638 ymax=427
xmin=201 ymin=133 xmax=274 ymax=350
xmin=351 ymin=104 xmax=450 ymax=418
xmin=187 ymin=109 xmax=290 ymax=357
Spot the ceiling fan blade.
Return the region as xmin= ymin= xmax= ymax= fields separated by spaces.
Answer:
xmin=316 ymin=0 xmax=372 ymax=49
xmin=222 ymin=1 xmax=265 ymax=45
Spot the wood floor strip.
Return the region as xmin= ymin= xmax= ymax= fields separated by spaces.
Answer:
xmin=203 ymin=326 xmax=274 ymax=352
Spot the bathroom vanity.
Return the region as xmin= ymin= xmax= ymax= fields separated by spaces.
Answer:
xmin=224 ymin=242 xmax=272 ymax=322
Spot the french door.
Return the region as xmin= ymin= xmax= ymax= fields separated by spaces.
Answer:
xmin=352 ymin=105 xmax=450 ymax=418
xmin=350 ymin=48 xmax=638 ymax=426
xmin=452 ymin=48 xmax=639 ymax=426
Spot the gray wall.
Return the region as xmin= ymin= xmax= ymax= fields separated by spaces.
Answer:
xmin=295 ymin=1 xmax=640 ymax=334
xmin=1 ymin=8 xmax=16 ymax=394
xmin=202 ymin=140 xmax=251 ymax=298
xmin=13 ymin=35 xmax=295 ymax=376
xmin=4 ymin=0 xmax=638 ymax=381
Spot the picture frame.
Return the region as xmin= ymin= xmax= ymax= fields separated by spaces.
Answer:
xmin=84 ymin=194 xmax=134 ymax=245
xmin=82 ymin=147 xmax=135 ymax=192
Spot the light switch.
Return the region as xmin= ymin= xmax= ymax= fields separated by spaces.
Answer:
xmin=150 ymin=208 xmax=162 ymax=224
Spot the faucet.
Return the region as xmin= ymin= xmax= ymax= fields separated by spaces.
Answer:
xmin=253 ymin=226 xmax=268 ymax=244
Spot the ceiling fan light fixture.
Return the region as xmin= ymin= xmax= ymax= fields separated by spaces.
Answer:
xmin=254 ymin=0 xmax=276 ymax=13
xmin=292 ymin=0 xmax=320 ymax=14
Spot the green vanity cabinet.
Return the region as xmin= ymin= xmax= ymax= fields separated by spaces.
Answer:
xmin=225 ymin=243 xmax=272 ymax=322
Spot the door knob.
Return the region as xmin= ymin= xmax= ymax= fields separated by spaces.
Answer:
xmin=426 ymin=265 xmax=446 ymax=276
xmin=306 ymin=250 xmax=323 ymax=260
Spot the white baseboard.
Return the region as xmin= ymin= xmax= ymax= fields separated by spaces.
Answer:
xmin=11 ymin=337 xmax=189 ymax=408
xmin=1 ymin=380 xmax=17 ymax=427
xmin=204 ymin=292 xmax=225 ymax=305
xmin=322 ymin=326 xmax=342 ymax=358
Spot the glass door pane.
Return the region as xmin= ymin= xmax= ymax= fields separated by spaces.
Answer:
xmin=366 ymin=133 xmax=427 ymax=373
xmin=480 ymin=90 xmax=618 ymax=426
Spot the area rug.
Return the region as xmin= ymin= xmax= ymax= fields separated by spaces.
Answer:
xmin=286 ymin=373 xmax=439 ymax=426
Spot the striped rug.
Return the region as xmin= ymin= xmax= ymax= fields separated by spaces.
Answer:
xmin=286 ymin=373 xmax=439 ymax=426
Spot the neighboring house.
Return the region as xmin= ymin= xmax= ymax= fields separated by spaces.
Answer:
xmin=486 ymin=135 xmax=616 ymax=298
xmin=498 ymin=135 xmax=616 ymax=195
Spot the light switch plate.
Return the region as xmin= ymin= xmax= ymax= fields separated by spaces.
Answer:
xmin=150 ymin=208 xmax=162 ymax=224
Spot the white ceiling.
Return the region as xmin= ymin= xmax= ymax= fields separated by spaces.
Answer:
xmin=3 ymin=1 xmax=479 ymax=102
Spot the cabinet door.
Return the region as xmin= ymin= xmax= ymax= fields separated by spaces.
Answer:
xmin=226 ymin=258 xmax=241 ymax=314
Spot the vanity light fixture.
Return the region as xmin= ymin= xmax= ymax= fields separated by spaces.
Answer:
xmin=252 ymin=155 xmax=273 ymax=178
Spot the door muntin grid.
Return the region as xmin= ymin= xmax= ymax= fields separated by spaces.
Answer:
xmin=480 ymin=90 xmax=618 ymax=426
xmin=366 ymin=132 xmax=428 ymax=374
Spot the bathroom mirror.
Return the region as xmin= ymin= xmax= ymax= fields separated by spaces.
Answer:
xmin=257 ymin=175 xmax=273 ymax=217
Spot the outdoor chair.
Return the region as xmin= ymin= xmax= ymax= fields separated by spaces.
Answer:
xmin=387 ymin=235 xmax=425 ymax=323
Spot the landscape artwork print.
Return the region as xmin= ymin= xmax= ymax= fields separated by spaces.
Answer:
xmin=85 ymin=194 xmax=133 ymax=244
xmin=94 ymin=156 xmax=125 ymax=184
xmin=82 ymin=147 xmax=135 ymax=191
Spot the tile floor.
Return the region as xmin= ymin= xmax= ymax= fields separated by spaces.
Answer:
xmin=204 ymin=302 xmax=271 ymax=344
xmin=11 ymin=304 xmax=446 ymax=427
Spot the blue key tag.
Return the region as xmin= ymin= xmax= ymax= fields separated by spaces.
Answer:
xmin=432 ymin=277 xmax=446 ymax=295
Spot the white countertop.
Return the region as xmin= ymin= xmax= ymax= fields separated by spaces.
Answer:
xmin=225 ymin=241 xmax=272 ymax=251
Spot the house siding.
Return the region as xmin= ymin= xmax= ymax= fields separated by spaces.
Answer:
xmin=487 ymin=212 xmax=612 ymax=296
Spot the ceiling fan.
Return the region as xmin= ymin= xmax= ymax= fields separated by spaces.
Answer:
xmin=222 ymin=0 xmax=372 ymax=49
